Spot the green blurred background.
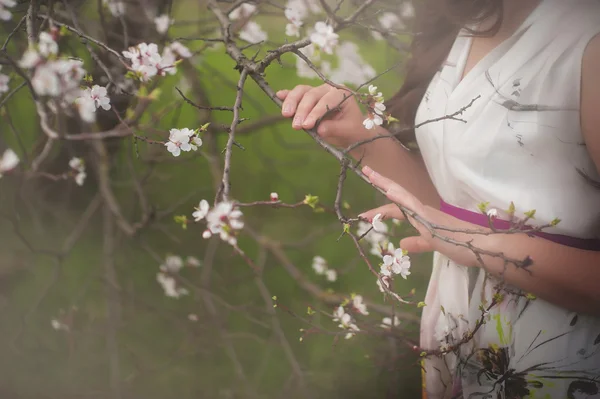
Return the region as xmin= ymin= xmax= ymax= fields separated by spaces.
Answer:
xmin=0 ymin=2 xmax=432 ymax=398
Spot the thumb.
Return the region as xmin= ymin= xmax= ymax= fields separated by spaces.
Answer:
xmin=400 ymin=236 xmax=433 ymax=254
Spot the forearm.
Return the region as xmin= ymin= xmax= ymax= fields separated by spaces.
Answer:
xmin=477 ymin=232 xmax=600 ymax=316
xmin=349 ymin=126 xmax=440 ymax=208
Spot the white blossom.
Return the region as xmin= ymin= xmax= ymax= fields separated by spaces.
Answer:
xmin=203 ymin=201 xmax=244 ymax=246
xmin=400 ymin=2 xmax=415 ymax=19
xmin=309 ymin=22 xmax=338 ymax=55
xmin=376 ymin=276 xmax=390 ymax=293
xmin=363 ymin=112 xmax=384 ymax=130
xmin=286 ymin=23 xmax=301 ymax=38
xmin=160 ymin=255 xmax=184 ymax=273
xmin=188 ymin=313 xmax=199 ymax=322
xmin=18 ymin=49 xmax=42 ymax=69
xmin=371 ymin=213 xmax=387 ymax=232
xmin=165 ymin=128 xmax=195 ymax=157
xmin=156 ymin=272 xmax=188 ymax=298
xmin=190 ymin=136 xmax=203 ymax=151
xmin=295 ymin=44 xmax=332 ymax=80
xmin=0 ymin=69 xmax=9 ymax=94
xmin=284 ymin=3 xmax=305 ymax=37
xmin=381 ymin=315 xmax=401 ymax=329
xmin=230 ymin=3 xmax=256 ymax=20
xmin=51 ymin=318 xmax=69 ymax=331
xmin=76 ymin=85 xmax=110 ymax=121
xmin=69 ymin=157 xmax=87 ymax=186
xmin=356 ymin=220 xmax=389 ymax=257
xmin=154 ymin=14 xmax=172 ymax=34
xmin=329 ymin=42 xmax=376 ymax=86
xmin=31 ymin=64 xmax=61 ymax=97
xmin=332 ymin=305 xmax=345 ymax=322
xmin=371 ymin=12 xmax=403 ymax=40
xmin=193 ymin=200 xmax=210 ymax=221
xmin=239 ymin=21 xmax=268 ymax=43
xmin=186 ymin=256 xmax=202 ymax=267
xmin=0 ymin=0 xmax=16 ymax=21
xmin=102 ymin=0 xmax=125 ymax=16
xmin=270 ymin=192 xmax=279 ymax=201
xmin=311 ymin=256 xmax=327 ymax=275
xmin=380 ymin=248 xmax=411 ymax=279
xmin=335 ymin=309 xmax=359 ymax=339
xmin=0 ymin=148 xmax=19 ymax=178
xmin=352 ymin=295 xmax=369 ymax=316
xmin=325 ymin=269 xmax=337 ymax=282
xmin=167 ymin=41 xmax=192 ymax=59
xmin=123 ymin=43 xmax=166 ymax=81
xmin=487 ymin=208 xmax=498 ymax=219
xmin=75 ymin=96 xmax=96 ymax=123
xmin=38 ymin=32 xmax=59 ymax=57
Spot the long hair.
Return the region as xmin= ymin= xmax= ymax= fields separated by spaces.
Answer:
xmin=386 ymin=0 xmax=504 ymax=146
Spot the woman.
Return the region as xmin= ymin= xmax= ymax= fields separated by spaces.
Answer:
xmin=277 ymin=0 xmax=600 ymax=397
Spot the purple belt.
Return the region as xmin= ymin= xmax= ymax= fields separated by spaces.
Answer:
xmin=440 ymin=200 xmax=600 ymax=251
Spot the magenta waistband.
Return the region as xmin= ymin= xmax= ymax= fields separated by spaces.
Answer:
xmin=439 ymin=200 xmax=600 ymax=251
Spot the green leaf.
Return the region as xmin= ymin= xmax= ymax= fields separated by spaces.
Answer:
xmin=303 ymin=194 xmax=319 ymax=209
xmin=477 ymin=202 xmax=490 ymax=214
xmin=417 ymin=302 xmax=426 ymax=308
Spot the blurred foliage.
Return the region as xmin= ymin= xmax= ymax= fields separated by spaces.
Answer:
xmin=0 ymin=2 xmax=432 ymax=398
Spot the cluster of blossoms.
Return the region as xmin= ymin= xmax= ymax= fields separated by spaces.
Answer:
xmin=102 ymin=0 xmax=125 ymax=17
xmin=0 ymin=66 xmax=9 ymax=95
xmin=68 ymin=157 xmax=87 ymax=186
xmin=296 ymin=42 xmax=376 ymax=87
xmin=0 ymin=148 xmax=19 ymax=178
xmin=371 ymin=3 xmax=416 ymax=41
xmin=17 ymin=30 xmax=113 ymax=123
xmin=311 ymin=256 xmax=337 ymax=282
xmin=230 ymin=4 xmax=268 ymax=44
xmin=165 ymin=128 xmax=203 ymax=157
xmin=0 ymin=0 xmax=15 ymax=21
xmin=332 ymin=294 xmax=368 ymax=339
xmin=193 ymin=200 xmax=244 ymax=246
xmin=156 ymin=255 xmax=201 ymax=298
xmin=356 ymin=213 xmax=395 ymax=257
xmin=283 ymin=0 xmax=320 ymax=37
xmin=363 ymin=85 xmax=387 ymax=130
xmin=356 ymin=213 xmax=411 ymax=292
xmin=309 ymin=22 xmax=339 ymax=55
xmin=122 ymin=41 xmax=191 ymax=82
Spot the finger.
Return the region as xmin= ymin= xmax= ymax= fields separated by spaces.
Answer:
xmin=281 ymin=85 xmax=312 ymax=117
xmin=357 ymin=203 xmax=405 ymax=222
xmin=302 ymin=89 xmax=346 ymax=129
xmin=292 ymin=85 xmax=331 ymax=129
xmin=362 ymin=166 xmax=423 ymax=213
xmin=276 ymin=90 xmax=290 ymax=100
xmin=400 ymin=236 xmax=434 ymax=254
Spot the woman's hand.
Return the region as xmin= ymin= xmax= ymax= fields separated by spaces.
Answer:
xmin=276 ymin=84 xmax=376 ymax=148
xmin=358 ymin=166 xmax=489 ymax=267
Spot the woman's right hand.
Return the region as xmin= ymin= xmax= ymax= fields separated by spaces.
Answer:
xmin=275 ymin=84 xmax=376 ymax=148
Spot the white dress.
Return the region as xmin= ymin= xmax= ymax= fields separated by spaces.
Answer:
xmin=414 ymin=1 xmax=600 ymax=398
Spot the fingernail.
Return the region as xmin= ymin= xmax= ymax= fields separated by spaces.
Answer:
xmin=302 ymin=118 xmax=313 ymax=128
xmin=363 ymin=166 xmax=373 ymax=176
xmin=283 ymin=104 xmax=291 ymax=114
xmin=293 ymin=116 xmax=303 ymax=128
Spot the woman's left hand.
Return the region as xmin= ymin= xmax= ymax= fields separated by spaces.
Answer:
xmin=359 ymin=166 xmax=489 ymax=267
